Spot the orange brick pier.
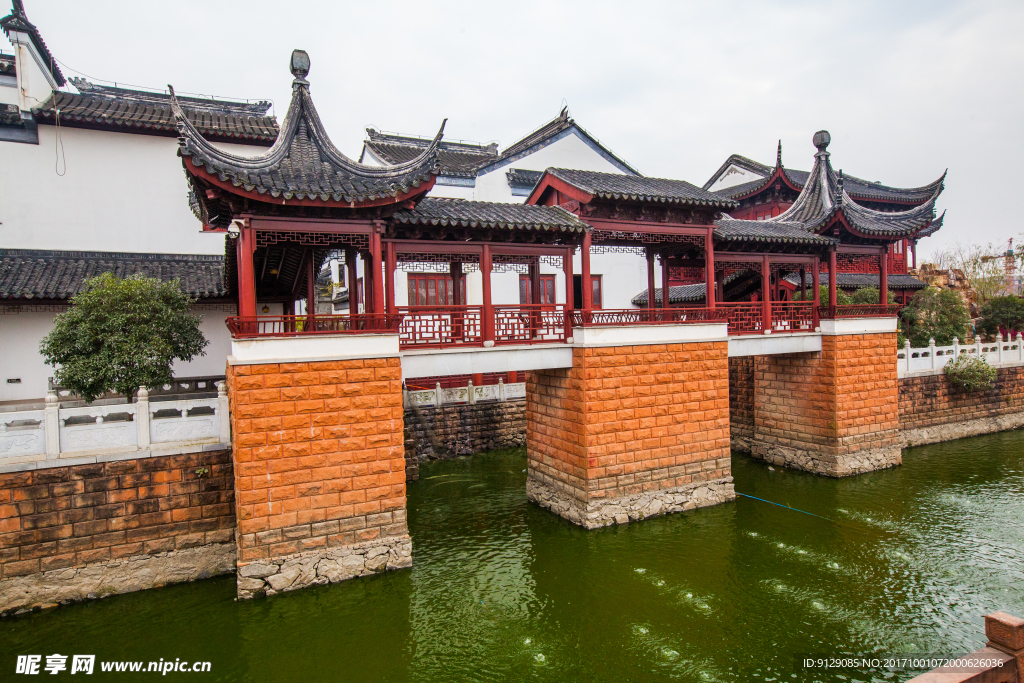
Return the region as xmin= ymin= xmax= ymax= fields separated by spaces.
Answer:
xmin=526 ymin=324 xmax=735 ymax=528
xmin=748 ymin=318 xmax=901 ymax=476
xmin=225 ymin=334 xmax=410 ymax=598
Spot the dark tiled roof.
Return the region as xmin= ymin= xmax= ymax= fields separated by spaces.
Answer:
xmin=714 ymin=133 xmax=942 ymax=240
xmin=175 ymin=54 xmax=442 ymax=206
xmin=33 ymin=79 xmax=278 ymax=143
xmin=545 ymin=168 xmax=738 ymax=209
xmin=0 ymin=249 xmax=227 ymax=300
xmin=363 ymin=129 xmax=497 ymax=178
xmin=1 ymin=1 xmax=64 ymax=86
xmin=1 ymin=102 xmax=20 ymax=126
xmin=631 ymin=283 xmax=706 ymax=306
xmin=392 ymin=198 xmax=589 ymax=233
xmin=0 ymin=52 xmax=14 ymax=77
xmin=783 ymin=272 xmax=928 ymax=290
xmin=506 ymin=168 xmax=543 ymax=190
xmin=714 ymin=218 xmax=837 ymax=246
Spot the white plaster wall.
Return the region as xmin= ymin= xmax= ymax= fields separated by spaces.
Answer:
xmin=475 ymin=132 xmax=629 ymax=203
xmin=0 ymin=80 xmax=18 ymax=107
xmin=428 ymin=183 xmax=476 ymax=200
xmin=0 ymin=310 xmax=58 ymax=402
xmin=9 ymin=40 xmax=56 ymax=111
xmin=706 ymin=163 xmax=767 ymax=192
xmin=0 ymin=125 xmax=268 ymax=254
xmin=0 ymin=305 xmax=235 ymax=403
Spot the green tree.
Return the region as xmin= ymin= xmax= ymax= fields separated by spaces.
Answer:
xmin=900 ymin=287 xmax=970 ymax=347
xmin=976 ymin=295 xmax=1024 ymax=338
xmin=792 ymin=284 xmax=852 ymax=306
xmin=849 ymin=287 xmax=897 ymax=305
xmin=40 ymin=273 xmax=208 ymax=402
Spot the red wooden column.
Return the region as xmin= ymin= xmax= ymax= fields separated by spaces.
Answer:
xmin=911 ymin=241 xmax=917 ymax=270
xmin=482 ymin=244 xmax=494 ymax=343
xmin=528 ymin=257 xmax=541 ymax=338
xmin=761 ymin=255 xmax=771 ymax=333
xmin=646 ymin=249 xmax=656 ymax=310
xmin=828 ymin=249 xmax=837 ymax=311
xmin=345 ymin=247 xmax=358 ymax=320
xmin=385 ymin=240 xmax=397 ymax=315
xmin=305 ymin=251 xmax=316 ymax=328
xmin=879 ymin=248 xmax=889 ymax=305
xmin=581 ymin=231 xmax=593 ymax=312
xmin=563 ymin=247 xmax=574 ymax=312
xmin=370 ymin=228 xmax=385 ymax=316
xmin=661 ymin=254 xmax=671 ymax=311
xmin=799 ymin=267 xmax=807 ymax=301
xmin=362 ymin=251 xmax=372 ymax=314
xmin=236 ymin=224 xmax=257 ymax=318
xmin=812 ymin=255 xmax=820 ymax=328
xmin=705 ymin=227 xmax=716 ymax=310
xmin=450 ymin=261 xmax=464 ymax=342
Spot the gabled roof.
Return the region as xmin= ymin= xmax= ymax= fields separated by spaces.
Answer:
xmin=706 ymin=142 xmax=946 ymax=205
xmin=541 ymin=167 xmax=738 ymax=209
xmin=175 ymin=50 xmax=442 ymax=208
xmin=782 ymin=272 xmax=928 ymax=291
xmin=33 ymin=79 xmax=278 ymax=143
xmin=1 ymin=0 xmax=64 ymax=86
xmin=714 ymin=218 xmax=836 ymax=246
xmin=0 ymin=249 xmax=227 ymax=300
xmin=477 ymin=107 xmax=639 ymax=176
xmin=392 ymin=197 xmax=589 ymax=234
xmin=362 ymin=129 xmax=497 ymax=178
xmin=713 ymin=131 xmax=943 ymax=241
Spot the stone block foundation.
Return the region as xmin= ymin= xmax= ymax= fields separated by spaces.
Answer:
xmin=749 ymin=330 xmax=901 ymax=477
xmin=226 ymin=356 xmax=408 ymax=599
xmin=526 ymin=339 xmax=734 ymax=529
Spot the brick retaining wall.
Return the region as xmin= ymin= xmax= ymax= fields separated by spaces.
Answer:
xmin=728 ymin=357 xmax=754 ymax=449
xmin=404 ymin=400 xmax=526 ymax=480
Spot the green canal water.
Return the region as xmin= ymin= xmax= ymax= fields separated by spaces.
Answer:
xmin=4 ymin=432 xmax=1023 ymax=682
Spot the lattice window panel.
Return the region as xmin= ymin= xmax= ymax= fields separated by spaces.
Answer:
xmin=590 ymin=245 xmax=645 ymax=256
xmin=397 ymin=261 xmax=480 ymax=273
xmin=255 ymin=231 xmax=368 ymax=250
xmin=541 ymin=255 xmax=567 ymax=267
xmin=836 ymin=253 xmax=880 ymax=273
xmin=668 ymin=267 xmax=705 ymax=280
xmin=592 ymin=230 xmax=706 ymax=247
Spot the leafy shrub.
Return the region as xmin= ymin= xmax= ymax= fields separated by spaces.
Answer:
xmin=792 ymin=284 xmax=852 ymax=306
xmin=40 ymin=273 xmax=208 ymax=402
xmin=901 ymin=287 xmax=970 ymax=347
xmin=976 ymin=295 xmax=1024 ymax=338
xmin=849 ymin=287 xmax=896 ymax=305
xmin=943 ymin=353 xmax=997 ymax=391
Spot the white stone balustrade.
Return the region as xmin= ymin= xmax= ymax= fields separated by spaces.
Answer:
xmin=897 ymin=333 xmax=1024 ymax=378
xmin=0 ymin=383 xmax=231 ymax=471
xmin=404 ymin=379 xmax=527 ymax=408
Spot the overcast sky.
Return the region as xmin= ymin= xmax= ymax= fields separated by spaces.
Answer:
xmin=10 ymin=0 xmax=1024 ymax=256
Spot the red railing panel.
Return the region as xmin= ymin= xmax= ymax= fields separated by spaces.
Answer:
xmin=493 ymin=305 xmax=567 ymax=344
xmin=225 ymin=314 xmax=402 ymax=339
xmin=397 ymin=306 xmax=483 ymax=349
xmin=770 ymin=302 xmax=816 ymax=332
xmin=569 ymin=308 xmax=728 ymax=327
xmin=817 ymin=304 xmax=902 ymax=319
xmin=719 ymin=302 xmax=764 ymax=335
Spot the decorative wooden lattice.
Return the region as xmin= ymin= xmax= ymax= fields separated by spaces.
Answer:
xmin=836 ymin=253 xmax=879 ymax=273
xmin=590 ymin=245 xmax=646 ymax=256
xmin=668 ymin=267 xmax=705 ymax=280
xmin=256 ymin=231 xmax=368 ymax=250
xmin=592 ymin=230 xmax=705 ymax=247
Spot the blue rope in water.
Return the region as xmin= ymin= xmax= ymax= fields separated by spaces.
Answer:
xmin=736 ymin=492 xmax=832 ymax=521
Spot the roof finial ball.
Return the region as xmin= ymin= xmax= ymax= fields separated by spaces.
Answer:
xmin=290 ymin=49 xmax=310 ymax=85
xmin=812 ymin=130 xmax=831 ymax=153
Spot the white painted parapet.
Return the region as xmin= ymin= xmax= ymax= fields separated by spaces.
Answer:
xmin=570 ymin=322 xmax=728 ymax=347
xmin=897 ymin=333 xmax=1024 ymax=378
xmin=404 ymin=379 xmax=528 ymax=408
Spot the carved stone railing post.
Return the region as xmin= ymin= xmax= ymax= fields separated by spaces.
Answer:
xmin=985 ymin=612 xmax=1024 ymax=683
xmin=136 ymin=386 xmax=151 ymax=451
xmin=467 ymin=379 xmax=475 ymax=405
xmin=43 ymin=389 xmax=60 ymax=458
xmin=217 ymin=381 xmax=231 ymax=444
xmin=928 ymin=338 xmax=936 ymax=370
xmin=1018 ymin=333 xmax=1023 ymax=362
xmin=976 ymin=335 xmax=984 ymax=360
xmin=952 ymin=336 xmax=960 ymax=361
xmin=498 ymin=377 xmax=505 ymax=402
xmin=999 ymin=333 xmax=1005 ymax=365
xmin=435 ymin=382 xmax=444 ymax=407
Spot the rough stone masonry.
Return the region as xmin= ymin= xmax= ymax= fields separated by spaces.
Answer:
xmin=226 ymin=357 xmax=409 ymax=598
xmin=526 ymin=340 xmax=735 ymax=529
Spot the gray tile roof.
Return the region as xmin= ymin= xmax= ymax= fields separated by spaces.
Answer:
xmin=392 ymin=198 xmax=589 ymax=233
xmin=0 ymin=53 xmax=14 ymax=77
xmin=545 ymin=168 xmax=738 ymax=209
xmin=506 ymin=168 xmax=544 ymax=190
xmin=713 ymin=133 xmax=942 ymax=240
xmin=783 ymin=272 xmax=928 ymax=290
xmin=174 ymin=56 xmax=442 ymax=206
xmin=0 ymin=250 xmax=227 ymax=300
xmin=1 ymin=1 xmax=64 ymax=86
xmin=631 ymin=283 xmax=706 ymax=306
xmin=363 ymin=129 xmax=497 ymax=178
xmin=34 ymin=80 xmax=278 ymax=143
xmin=714 ymin=218 xmax=837 ymax=246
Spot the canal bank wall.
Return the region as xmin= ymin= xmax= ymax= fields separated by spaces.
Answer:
xmin=0 ymin=450 xmax=236 ymax=616
xmin=729 ymin=357 xmax=1024 ymax=452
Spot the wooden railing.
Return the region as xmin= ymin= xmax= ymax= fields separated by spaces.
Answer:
xmin=817 ymin=304 xmax=902 ymax=318
xmin=570 ymin=308 xmax=728 ymax=326
xmin=770 ymin=302 xmax=816 ymax=332
xmin=397 ymin=306 xmax=483 ymax=349
xmin=718 ymin=302 xmax=764 ymax=335
xmin=226 ymin=314 xmax=403 ymax=338
xmin=493 ymin=305 xmax=567 ymax=344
